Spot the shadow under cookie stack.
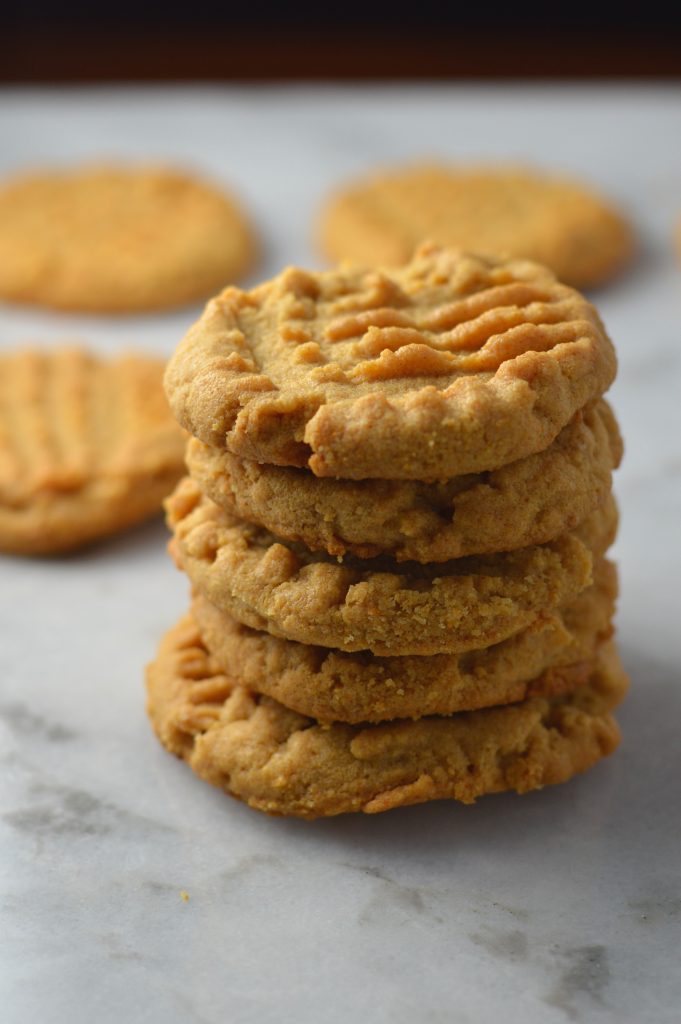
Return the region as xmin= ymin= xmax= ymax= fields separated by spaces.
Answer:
xmin=146 ymin=243 xmax=629 ymax=819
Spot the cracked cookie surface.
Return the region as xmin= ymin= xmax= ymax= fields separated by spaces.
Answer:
xmin=145 ymin=615 xmax=627 ymax=818
xmin=164 ymin=244 xmax=616 ymax=479
xmin=187 ymin=399 xmax=622 ymax=561
xmin=167 ymin=477 xmax=616 ymax=656
xmin=0 ymin=164 xmax=257 ymax=312
xmin=318 ymin=164 xmax=634 ymax=289
xmin=0 ymin=348 xmax=186 ymax=554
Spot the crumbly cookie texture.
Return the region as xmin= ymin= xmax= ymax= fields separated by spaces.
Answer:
xmin=318 ymin=164 xmax=634 ymax=289
xmin=187 ymin=399 xmax=622 ymax=562
xmin=192 ymin=559 xmax=617 ymax=723
xmin=0 ymin=165 xmax=257 ymax=312
xmin=164 ymin=244 xmax=617 ymax=480
xmin=167 ymin=477 xmax=616 ymax=656
xmin=145 ymin=616 xmax=627 ymax=818
xmin=0 ymin=348 xmax=186 ymax=555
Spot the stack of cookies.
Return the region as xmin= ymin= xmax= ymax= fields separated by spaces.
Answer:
xmin=146 ymin=242 xmax=628 ymax=818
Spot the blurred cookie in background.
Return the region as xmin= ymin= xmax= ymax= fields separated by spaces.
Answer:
xmin=0 ymin=165 xmax=258 ymax=312
xmin=0 ymin=347 xmax=186 ymax=555
xmin=318 ymin=163 xmax=634 ymax=288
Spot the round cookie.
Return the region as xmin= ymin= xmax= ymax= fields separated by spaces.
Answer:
xmin=192 ymin=559 xmax=617 ymax=723
xmin=0 ymin=165 xmax=257 ymax=312
xmin=0 ymin=348 xmax=186 ymax=555
xmin=166 ymin=477 xmax=616 ymax=656
xmin=164 ymin=244 xmax=617 ymax=479
xmin=318 ymin=164 xmax=634 ymax=289
xmin=187 ymin=399 xmax=622 ymax=562
xmin=145 ymin=616 xmax=628 ymax=818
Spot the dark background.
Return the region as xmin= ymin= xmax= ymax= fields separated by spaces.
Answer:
xmin=3 ymin=1 xmax=681 ymax=81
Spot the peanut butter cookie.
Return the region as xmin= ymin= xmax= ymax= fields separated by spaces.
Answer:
xmin=318 ymin=164 xmax=634 ymax=288
xmin=0 ymin=165 xmax=257 ymax=312
xmin=164 ymin=245 xmax=616 ymax=479
xmin=0 ymin=348 xmax=185 ymax=555
xmin=145 ymin=615 xmax=627 ymax=818
xmin=191 ymin=560 xmax=617 ymax=723
xmin=166 ymin=477 xmax=616 ymax=656
xmin=187 ymin=399 xmax=622 ymax=561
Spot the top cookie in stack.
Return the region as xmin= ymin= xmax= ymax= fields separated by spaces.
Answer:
xmin=149 ymin=243 xmax=626 ymax=818
xmin=164 ymin=242 xmax=616 ymax=480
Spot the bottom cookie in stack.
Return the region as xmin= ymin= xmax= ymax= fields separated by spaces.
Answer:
xmin=146 ymin=566 xmax=627 ymax=819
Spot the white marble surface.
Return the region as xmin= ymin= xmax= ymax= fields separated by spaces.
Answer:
xmin=1 ymin=85 xmax=680 ymax=1024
